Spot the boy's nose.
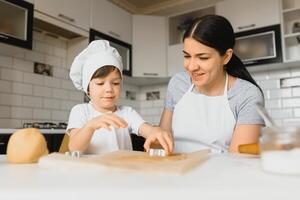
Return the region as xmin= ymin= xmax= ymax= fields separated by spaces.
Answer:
xmin=104 ymin=83 xmax=113 ymax=92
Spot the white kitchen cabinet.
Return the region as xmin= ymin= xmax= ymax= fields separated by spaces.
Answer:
xmin=281 ymin=0 xmax=300 ymax=62
xmin=167 ymin=6 xmax=215 ymax=77
xmin=132 ymin=15 xmax=167 ymax=77
xmin=91 ymin=0 xmax=132 ymax=44
xmin=167 ymin=44 xmax=184 ymax=77
xmin=34 ymin=0 xmax=90 ymax=31
xmin=216 ymin=0 xmax=280 ymax=32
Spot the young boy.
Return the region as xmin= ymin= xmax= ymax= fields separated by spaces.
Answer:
xmin=67 ymin=40 xmax=173 ymax=154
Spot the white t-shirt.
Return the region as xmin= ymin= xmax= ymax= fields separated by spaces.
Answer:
xmin=67 ymin=102 xmax=145 ymax=154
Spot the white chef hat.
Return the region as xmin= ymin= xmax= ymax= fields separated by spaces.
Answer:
xmin=69 ymin=40 xmax=123 ymax=93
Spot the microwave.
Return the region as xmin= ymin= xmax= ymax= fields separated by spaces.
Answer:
xmin=0 ymin=0 xmax=33 ymax=49
xmin=89 ymin=29 xmax=132 ymax=76
xmin=234 ymin=24 xmax=282 ymax=66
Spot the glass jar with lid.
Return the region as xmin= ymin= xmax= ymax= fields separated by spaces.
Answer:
xmin=260 ymin=126 xmax=300 ymax=175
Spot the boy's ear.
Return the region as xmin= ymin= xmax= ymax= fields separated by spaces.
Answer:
xmin=223 ymin=49 xmax=233 ymax=65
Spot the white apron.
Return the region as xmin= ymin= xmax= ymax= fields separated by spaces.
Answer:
xmin=87 ymin=127 xmax=132 ymax=154
xmin=86 ymin=109 xmax=132 ymax=154
xmin=172 ymin=74 xmax=236 ymax=153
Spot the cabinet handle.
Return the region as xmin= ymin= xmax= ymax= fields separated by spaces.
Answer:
xmin=0 ymin=142 xmax=5 ymax=146
xmin=0 ymin=34 xmax=9 ymax=39
xmin=108 ymin=31 xmax=120 ymax=38
xmin=143 ymin=73 xmax=158 ymax=76
xmin=58 ymin=13 xmax=75 ymax=23
xmin=238 ymin=24 xmax=256 ymax=30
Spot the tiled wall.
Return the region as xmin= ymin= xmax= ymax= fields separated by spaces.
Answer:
xmin=0 ymin=31 xmax=84 ymax=128
xmin=1 ymin=30 xmax=300 ymax=128
xmin=0 ymin=30 xmax=152 ymax=128
xmin=252 ymin=68 xmax=300 ymax=126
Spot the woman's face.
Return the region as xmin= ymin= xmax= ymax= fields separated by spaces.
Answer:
xmin=183 ymin=37 xmax=231 ymax=90
xmin=88 ymin=69 xmax=121 ymax=113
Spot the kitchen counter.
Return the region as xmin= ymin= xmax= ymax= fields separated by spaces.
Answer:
xmin=0 ymin=129 xmax=66 ymax=134
xmin=0 ymin=153 xmax=299 ymax=200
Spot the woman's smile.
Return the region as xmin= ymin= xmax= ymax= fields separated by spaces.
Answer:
xmin=191 ymin=72 xmax=205 ymax=81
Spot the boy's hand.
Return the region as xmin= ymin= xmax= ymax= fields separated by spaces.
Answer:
xmin=143 ymin=126 xmax=174 ymax=155
xmin=89 ymin=114 xmax=128 ymax=131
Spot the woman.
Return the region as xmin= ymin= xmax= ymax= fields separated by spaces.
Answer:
xmin=160 ymin=15 xmax=264 ymax=153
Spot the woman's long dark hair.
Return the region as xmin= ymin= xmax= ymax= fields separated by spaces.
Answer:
xmin=183 ymin=15 xmax=263 ymax=94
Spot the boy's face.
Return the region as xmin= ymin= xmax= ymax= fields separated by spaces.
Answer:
xmin=88 ymin=69 xmax=121 ymax=113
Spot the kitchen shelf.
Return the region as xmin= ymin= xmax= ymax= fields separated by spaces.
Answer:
xmin=282 ymin=6 xmax=300 ymax=13
xmin=284 ymin=32 xmax=300 ymax=38
xmin=281 ymin=0 xmax=300 ymax=62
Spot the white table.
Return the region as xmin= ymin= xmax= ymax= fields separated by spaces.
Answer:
xmin=0 ymin=154 xmax=299 ymax=200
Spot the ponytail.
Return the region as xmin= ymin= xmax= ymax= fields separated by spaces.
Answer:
xmin=226 ymin=54 xmax=263 ymax=95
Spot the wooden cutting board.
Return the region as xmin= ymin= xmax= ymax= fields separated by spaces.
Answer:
xmin=39 ymin=150 xmax=210 ymax=174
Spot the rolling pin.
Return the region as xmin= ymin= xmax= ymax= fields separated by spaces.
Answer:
xmin=238 ymin=143 xmax=260 ymax=155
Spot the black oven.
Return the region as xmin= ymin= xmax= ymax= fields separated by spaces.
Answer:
xmin=234 ymin=24 xmax=282 ymax=66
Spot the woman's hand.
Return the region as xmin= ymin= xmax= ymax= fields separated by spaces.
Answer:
xmin=141 ymin=125 xmax=174 ymax=155
xmin=89 ymin=114 xmax=128 ymax=131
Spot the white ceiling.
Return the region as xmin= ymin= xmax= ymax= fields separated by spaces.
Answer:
xmin=109 ymin=0 xmax=224 ymax=16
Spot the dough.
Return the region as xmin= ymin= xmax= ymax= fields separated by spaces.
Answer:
xmin=7 ymin=128 xmax=49 ymax=164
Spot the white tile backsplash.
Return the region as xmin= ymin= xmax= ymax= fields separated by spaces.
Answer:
xmin=0 ymin=93 xmax=23 ymax=106
xmin=53 ymin=46 xmax=67 ymax=58
xmin=44 ymin=76 xmax=61 ymax=88
xmin=60 ymin=79 xmax=75 ymax=90
xmin=0 ymin=68 xmax=23 ymax=82
xmin=268 ymin=88 xmax=292 ymax=99
xmin=268 ymin=69 xmax=291 ymax=79
xmin=25 ymin=50 xmax=45 ymax=63
xmin=23 ymin=72 xmax=44 ymax=85
xmin=22 ymin=96 xmax=43 ymax=108
xmin=69 ymin=91 xmax=84 ymax=101
xmin=52 ymin=67 xmax=69 ymax=79
xmin=60 ymin=100 xmax=78 ymax=111
xmin=1 ymin=30 xmax=300 ymax=128
xmin=269 ymin=109 xmax=293 ymax=119
xmin=257 ymin=79 xmax=280 ymax=89
xmin=13 ymin=58 xmax=33 ymax=73
xmin=33 ymin=86 xmax=52 ymax=98
xmin=11 ymin=107 xmax=32 ymax=119
xmin=51 ymin=110 xmax=69 ymax=121
xmin=52 ymin=88 xmax=69 ymax=100
xmin=291 ymin=67 xmax=300 ymax=76
xmin=265 ymin=99 xmax=282 ymax=109
xmin=0 ymin=31 xmax=83 ymax=127
xmin=0 ymin=105 xmax=10 ymax=118
xmin=33 ymin=109 xmax=51 ymax=120
xmin=251 ymin=71 xmax=269 ymax=81
xmin=35 ymin=41 xmax=53 ymax=55
xmin=12 ymin=82 xmax=33 ymax=95
xmin=292 ymin=87 xmax=300 ymax=97
xmin=282 ymin=98 xmax=300 ymax=107
xmin=0 ymin=55 xmax=12 ymax=68
xmin=0 ymin=119 xmax=22 ymax=128
xmin=0 ymin=80 xmax=12 ymax=93
xmin=45 ymin=55 xmax=62 ymax=67
xmin=43 ymin=99 xmax=61 ymax=110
